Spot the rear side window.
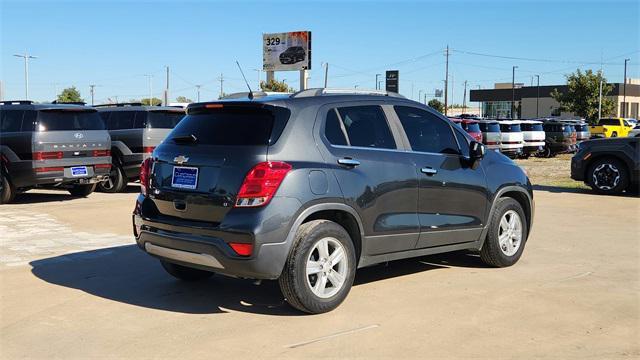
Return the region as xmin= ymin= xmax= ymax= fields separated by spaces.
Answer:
xmin=106 ymin=111 xmax=136 ymax=130
xmin=0 ymin=110 xmax=24 ymax=132
xmin=36 ymin=110 xmax=105 ymax=131
xmin=170 ymin=107 xmax=288 ymax=146
xmin=145 ymin=111 xmax=184 ymax=129
xmin=332 ymin=106 xmax=396 ymax=149
xmin=500 ymin=123 xmax=521 ymax=132
xmin=395 ymin=106 xmax=459 ymax=154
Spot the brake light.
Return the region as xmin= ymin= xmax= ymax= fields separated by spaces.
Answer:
xmin=33 ymin=151 xmax=63 ymax=160
xmin=94 ymin=164 xmax=112 ymax=169
xmin=143 ymin=146 xmax=155 ymax=154
xmin=140 ymin=158 xmax=153 ymax=195
xmin=93 ymin=150 xmax=111 ymax=157
xmin=228 ymin=242 xmax=253 ymax=256
xmin=35 ymin=167 xmax=64 ymax=173
xmin=235 ymin=161 xmax=292 ymax=207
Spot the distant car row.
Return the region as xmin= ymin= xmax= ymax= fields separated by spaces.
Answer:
xmin=0 ymin=101 xmax=185 ymax=203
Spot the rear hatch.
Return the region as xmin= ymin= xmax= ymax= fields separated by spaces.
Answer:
xmin=148 ymin=104 xmax=290 ymax=224
xmin=31 ymin=108 xmax=111 ymax=173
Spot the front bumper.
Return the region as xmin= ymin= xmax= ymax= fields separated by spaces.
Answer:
xmin=570 ymin=156 xmax=584 ymax=181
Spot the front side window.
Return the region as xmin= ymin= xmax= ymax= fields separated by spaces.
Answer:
xmin=328 ymin=106 xmax=396 ymax=149
xmin=394 ymin=106 xmax=459 ymax=154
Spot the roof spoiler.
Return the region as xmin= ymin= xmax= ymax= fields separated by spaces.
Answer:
xmin=94 ymin=102 xmax=143 ymax=107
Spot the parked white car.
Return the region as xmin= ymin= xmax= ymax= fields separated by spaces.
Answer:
xmin=628 ymin=124 xmax=640 ymax=137
xmin=520 ymin=120 xmax=545 ymax=157
xmin=497 ymin=120 xmax=524 ymax=158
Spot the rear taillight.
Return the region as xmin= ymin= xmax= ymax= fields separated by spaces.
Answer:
xmin=33 ymin=151 xmax=63 ymax=160
xmin=140 ymin=158 xmax=153 ymax=195
xmin=94 ymin=164 xmax=111 ymax=170
xmin=143 ymin=146 xmax=155 ymax=154
xmin=228 ymin=242 xmax=253 ymax=256
xmin=35 ymin=167 xmax=64 ymax=173
xmin=93 ymin=150 xmax=111 ymax=157
xmin=235 ymin=161 xmax=292 ymax=207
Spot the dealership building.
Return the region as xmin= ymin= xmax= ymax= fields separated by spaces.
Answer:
xmin=469 ymin=79 xmax=640 ymax=120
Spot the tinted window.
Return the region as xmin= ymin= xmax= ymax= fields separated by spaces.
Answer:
xmin=500 ymin=123 xmax=521 ymax=132
xmin=395 ymin=106 xmax=459 ymax=154
xmin=336 ymin=106 xmax=396 ymax=149
xmin=0 ymin=110 xmax=24 ymax=132
xmin=36 ymin=110 xmax=105 ymax=131
xmin=479 ymin=122 xmax=500 ymax=132
xmin=22 ymin=110 xmax=37 ymax=131
xmin=145 ymin=111 xmax=184 ymax=129
xmin=521 ymin=123 xmax=543 ymax=131
xmin=170 ymin=108 xmax=288 ymax=146
xmin=599 ymin=118 xmax=620 ymax=126
xmin=453 ymin=127 xmax=470 ymax=157
xmin=463 ymin=122 xmax=481 ymax=132
xmin=325 ymin=109 xmax=348 ymax=146
xmin=574 ymin=124 xmax=587 ymax=131
xmin=107 ymin=111 xmax=136 ymax=130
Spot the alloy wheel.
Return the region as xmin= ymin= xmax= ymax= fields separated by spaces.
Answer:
xmin=306 ymin=237 xmax=348 ymax=299
xmin=592 ymin=163 xmax=620 ymax=191
xmin=498 ymin=210 xmax=523 ymax=256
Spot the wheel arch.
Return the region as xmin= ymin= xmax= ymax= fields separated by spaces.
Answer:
xmin=583 ymin=153 xmax=632 ymax=182
xmin=480 ymin=186 xmax=533 ymax=249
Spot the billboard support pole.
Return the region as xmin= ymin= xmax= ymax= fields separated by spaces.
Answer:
xmin=266 ymin=71 xmax=274 ymax=84
xmin=299 ymin=70 xmax=308 ymax=91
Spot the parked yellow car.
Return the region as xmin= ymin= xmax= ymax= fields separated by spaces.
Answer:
xmin=589 ymin=118 xmax=634 ymax=138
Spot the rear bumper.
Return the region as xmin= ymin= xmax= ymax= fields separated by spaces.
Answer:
xmin=9 ymin=162 xmax=110 ymax=188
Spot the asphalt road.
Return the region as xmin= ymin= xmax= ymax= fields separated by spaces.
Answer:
xmin=1 ymin=186 xmax=638 ymax=359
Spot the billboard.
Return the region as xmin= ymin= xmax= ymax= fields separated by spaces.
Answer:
xmin=385 ymin=70 xmax=399 ymax=93
xmin=263 ymin=31 xmax=312 ymax=71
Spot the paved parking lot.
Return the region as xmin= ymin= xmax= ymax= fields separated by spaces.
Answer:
xmin=1 ymin=186 xmax=638 ymax=359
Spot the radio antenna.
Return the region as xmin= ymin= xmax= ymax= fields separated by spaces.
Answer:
xmin=235 ymin=60 xmax=254 ymax=100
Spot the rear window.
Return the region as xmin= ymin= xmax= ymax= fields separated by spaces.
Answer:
xmin=574 ymin=124 xmax=587 ymax=131
xmin=479 ymin=122 xmax=500 ymax=132
xmin=500 ymin=123 xmax=521 ymax=132
xmin=599 ymin=118 xmax=620 ymax=126
xmin=170 ymin=107 xmax=289 ymax=146
xmin=521 ymin=123 xmax=543 ymax=131
xmin=145 ymin=111 xmax=184 ymax=129
xmin=36 ymin=110 xmax=105 ymax=131
xmin=463 ymin=122 xmax=480 ymax=132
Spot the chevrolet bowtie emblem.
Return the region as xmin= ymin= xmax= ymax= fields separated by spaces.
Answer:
xmin=173 ymin=155 xmax=189 ymax=164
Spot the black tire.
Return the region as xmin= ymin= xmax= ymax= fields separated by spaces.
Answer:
xmin=68 ymin=184 xmax=96 ymax=197
xmin=0 ymin=171 xmax=16 ymax=204
xmin=97 ymin=164 xmax=127 ymax=193
xmin=586 ymin=157 xmax=629 ymax=195
xmin=160 ymin=260 xmax=214 ymax=281
xmin=611 ymin=132 xmax=617 ymax=137
xmin=279 ymin=220 xmax=356 ymax=314
xmin=480 ymin=197 xmax=528 ymax=268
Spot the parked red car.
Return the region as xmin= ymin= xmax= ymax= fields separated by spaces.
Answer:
xmin=450 ymin=117 xmax=483 ymax=142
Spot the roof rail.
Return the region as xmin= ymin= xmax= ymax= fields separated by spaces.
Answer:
xmin=93 ymin=102 xmax=143 ymax=107
xmin=0 ymin=100 xmax=33 ymax=105
xmin=51 ymin=100 xmax=86 ymax=105
xmin=291 ymin=88 xmax=406 ymax=99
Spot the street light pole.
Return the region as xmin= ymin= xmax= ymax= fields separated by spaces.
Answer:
xmin=375 ymin=74 xmax=381 ymax=90
xmin=535 ymin=75 xmax=540 ymax=118
xmin=13 ymin=53 xmax=37 ymax=100
xmin=511 ymin=66 xmax=518 ymax=119
xmin=623 ymin=58 xmax=630 ymax=117
xmin=195 ymin=85 xmax=201 ymax=102
xmin=144 ymin=74 xmax=153 ymax=105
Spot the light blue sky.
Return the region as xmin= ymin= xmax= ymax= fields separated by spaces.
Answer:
xmin=1 ymin=0 xmax=639 ymax=104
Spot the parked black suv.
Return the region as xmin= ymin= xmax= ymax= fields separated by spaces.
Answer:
xmin=571 ymin=137 xmax=639 ymax=195
xmin=95 ymin=103 xmax=184 ymax=192
xmin=279 ymin=46 xmax=306 ymax=65
xmin=541 ymin=120 xmax=577 ymax=157
xmin=0 ymin=101 xmax=111 ymax=203
xmin=132 ymin=89 xmax=534 ymax=314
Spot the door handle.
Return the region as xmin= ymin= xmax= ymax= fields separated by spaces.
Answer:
xmin=421 ymin=167 xmax=438 ymax=175
xmin=337 ymin=158 xmax=360 ymax=167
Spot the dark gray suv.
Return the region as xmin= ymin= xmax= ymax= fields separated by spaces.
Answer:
xmin=1 ymin=101 xmax=111 ymax=203
xmin=132 ymin=89 xmax=534 ymax=313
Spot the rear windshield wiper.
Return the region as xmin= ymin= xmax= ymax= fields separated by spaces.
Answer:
xmin=172 ymin=134 xmax=198 ymax=144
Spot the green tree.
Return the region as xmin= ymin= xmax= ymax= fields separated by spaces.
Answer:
xmin=56 ymin=87 xmax=83 ymax=103
xmin=551 ymin=69 xmax=615 ymax=124
xmin=175 ymin=96 xmax=193 ymax=103
xmin=428 ymin=99 xmax=445 ymax=113
xmin=260 ymin=79 xmax=294 ymax=93
xmin=141 ymin=97 xmax=162 ymax=106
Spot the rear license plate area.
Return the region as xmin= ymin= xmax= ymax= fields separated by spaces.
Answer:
xmin=172 ymin=166 xmax=198 ymax=190
xmin=71 ymin=166 xmax=88 ymax=177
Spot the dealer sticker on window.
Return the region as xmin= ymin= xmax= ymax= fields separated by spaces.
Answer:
xmin=172 ymin=166 xmax=198 ymax=190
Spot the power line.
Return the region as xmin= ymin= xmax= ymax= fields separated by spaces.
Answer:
xmin=451 ymin=48 xmax=638 ymax=65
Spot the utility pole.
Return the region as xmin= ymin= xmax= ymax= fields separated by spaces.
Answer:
xmin=462 ymin=80 xmax=468 ymax=113
xmin=375 ymin=74 xmax=382 ymax=90
xmin=444 ymin=45 xmax=449 ymax=116
xmin=511 ymin=66 xmax=518 ymax=119
xmin=253 ymin=69 xmax=262 ymax=90
xmin=218 ymin=73 xmax=224 ymax=98
xmin=13 ymin=52 xmax=37 ymax=100
xmin=164 ymin=66 xmax=169 ymax=106
xmin=623 ymin=58 xmax=630 ymax=117
xmin=89 ymin=84 xmax=97 ymax=106
xmin=535 ymin=75 xmax=540 ymax=118
xmin=324 ymin=63 xmax=329 ymax=88
xmin=195 ymin=85 xmax=201 ymax=102
xmin=477 ymin=85 xmax=482 ymax=117
xmin=144 ymin=74 xmax=153 ymax=105
xmin=418 ymin=90 xmax=423 ymax=103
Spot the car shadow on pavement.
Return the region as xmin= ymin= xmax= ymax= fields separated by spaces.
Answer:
xmin=9 ymin=191 xmax=84 ymax=204
xmin=30 ymin=246 xmax=485 ymax=316
xmin=533 ymin=184 xmax=639 ymax=197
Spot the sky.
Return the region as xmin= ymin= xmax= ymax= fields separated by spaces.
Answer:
xmin=1 ymin=0 xmax=639 ymax=105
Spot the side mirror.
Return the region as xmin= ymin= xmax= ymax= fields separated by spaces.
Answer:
xmin=469 ymin=141 xmax=486 ymax=160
